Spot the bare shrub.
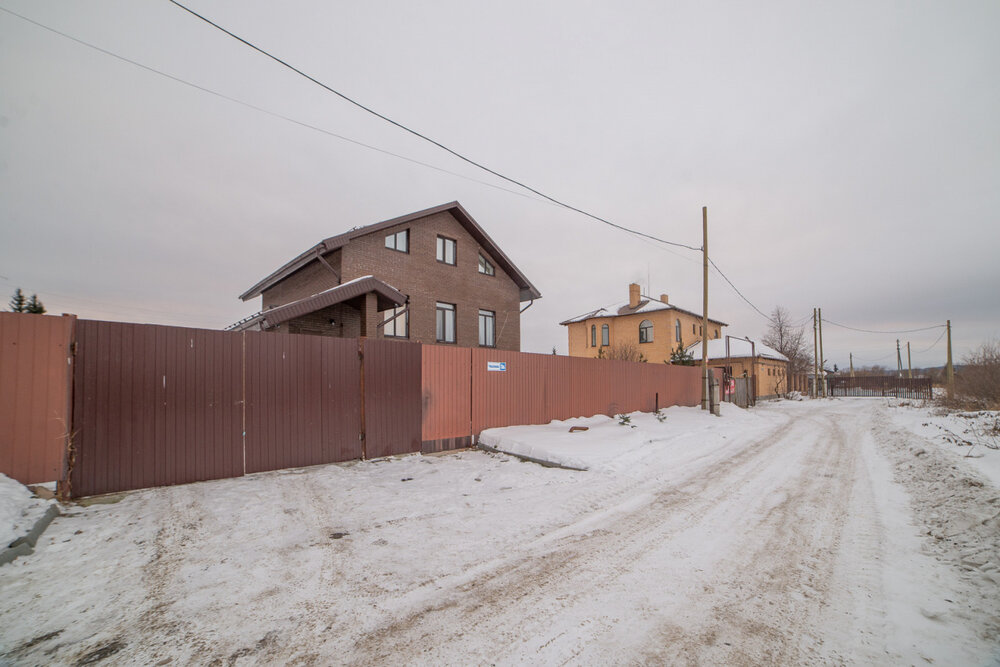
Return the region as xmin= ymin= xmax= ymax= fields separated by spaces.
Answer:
xmin=598 ymin=343 xmax=647 ymax=363
xmin=951 ymin=339 xmax=1000 ymax=409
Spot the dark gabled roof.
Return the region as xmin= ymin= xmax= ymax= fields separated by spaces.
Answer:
xmin=239 ymin=201 xmax=542 ymax=302
xmin=228 ymin=276 xmax=405 ymax=331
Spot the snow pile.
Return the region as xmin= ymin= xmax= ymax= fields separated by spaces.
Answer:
xmin=0 ymin=474 xmax=51 ymax=547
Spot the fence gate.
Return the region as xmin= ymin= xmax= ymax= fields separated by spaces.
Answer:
xmin=731 ymin=377 xmax=751 ymax=408
xmin=362 ymin=339 xmax=422 ymax=459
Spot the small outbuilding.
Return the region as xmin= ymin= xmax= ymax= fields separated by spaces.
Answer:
xmin=686 ymin=337 xmax=790 ymax=400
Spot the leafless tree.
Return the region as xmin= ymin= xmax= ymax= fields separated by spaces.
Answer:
xmin=598 ymin=343 xmax=647 ymax=363
xmin=762 ymin=306 xmax=811 ymax=378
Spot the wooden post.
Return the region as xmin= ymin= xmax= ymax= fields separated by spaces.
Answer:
xmin=907 ymin=341 xmax=912 ymax=379
xmin=849 ymin=352 xmax=854 ymax=378
xmin=946 ymin=320 xmax=954 ymax=400
xmin=701 ymin=206 xmax=710 ymax=411
xmin=812 ymin=308 xmax=818 ymax=398
xmin=818 ymin=307 xmax=826 ymax=398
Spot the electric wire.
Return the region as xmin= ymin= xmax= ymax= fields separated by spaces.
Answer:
xmin=850 ymin=350 xmax=899 ymax=363
xmin=707 ymin=258 xmax=775 ymax=323
xmin=823 ymin=319 xmax=945 ymax=335
xmin=5 ymin=3 xmax=947 ymax=340
xmin=165 ymin=0 xmax=702 ymax=253
xmin=0 ymin=5 xmax=554 ymax=206
xmin=4 ymin=3 xmax=777 ymax=327
xmin=913 ymin=327 xmax=948 ymax=354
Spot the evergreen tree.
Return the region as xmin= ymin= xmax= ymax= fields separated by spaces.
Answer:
xmin=8 ymin=288 xmax=27 ymax=312
xmin=26 ymin=294 xmax=46 ymax=314
xmin=669 ymin=347 xmax=696 ymax=366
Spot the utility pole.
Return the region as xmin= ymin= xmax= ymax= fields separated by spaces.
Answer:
xmin=818 ymin=307 xmax=826 ymax=398
xmin=946 ymin=319 xmax=954 ymax=400
xmin=701 ymin=206 xmax=710 ymax=411
xmin=896 ymin=339 xmax=903 ymax=377
xmin=907 ymin=342 xmax=912 ymax=379
xmin=812 ymin=308 xmax=818 ymax=398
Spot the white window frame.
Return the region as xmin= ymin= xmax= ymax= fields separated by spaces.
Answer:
xmin=478 ymin=254 xmax=495 ymax=276
xmin=478 ymin=309 xmax=496 ymax=347
xmin=384 ymin=229 xmax=409 ymax=252
xmin=436 ymin=236 xmax=457 ymax=265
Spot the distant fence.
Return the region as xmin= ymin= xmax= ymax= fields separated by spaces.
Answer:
xmin=1 ymin=314 xmax=710 ymax=496
xmin=828 ymin=375 xmax=932 ymax=400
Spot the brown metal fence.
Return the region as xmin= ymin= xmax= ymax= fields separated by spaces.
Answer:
xmin=0 ymin=313 xmax=76 ymax=486
xmin=828 ymin=375 xmax=932 ymax=399
xmin=421 ymin=345 xmax=472 ymax=452
xmin=71 ymin=320 xmax=245 ymax=497
xmin=468 ymin=349 xmax=705 ymax=434
xmin=69 ymin=321 xmax=420 ymax=496
xmin=419 ymin=348 xmax=708 ymax=446
xmin=4 ymin=315 xmax=711 ymax=496
xmin=362 ymin=338 xmax=422 ymax=459
xmin=244 ymin=332 xmax=361 ymax=474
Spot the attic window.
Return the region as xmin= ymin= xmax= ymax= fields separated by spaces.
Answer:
xmin=437 ymin=236 xmax=457 ymax=265
xmin=385 ymin=229 xmax=409 ymax=253
xmin=478 ymin=254 xmax=495 ymax=276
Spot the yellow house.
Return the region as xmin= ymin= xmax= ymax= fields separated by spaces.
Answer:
xmin=560 ymin=283 xmax=726 ymax=363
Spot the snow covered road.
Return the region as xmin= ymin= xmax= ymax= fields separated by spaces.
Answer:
xmin=2 ymin=399 xmax=998 ymax=665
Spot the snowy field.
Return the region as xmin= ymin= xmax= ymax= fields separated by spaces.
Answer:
xmin=1 ymin=399 xmax=998 ymax=665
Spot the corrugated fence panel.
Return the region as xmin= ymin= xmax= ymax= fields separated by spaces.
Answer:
xmin=244 ymin=332 xmax=361 ymax=473
xmin=470 ymin=350 xmax=707 ymax=434
xmin=71 ymin=320 xmax=243 ymax=497
xmin=421 ymin=345 xmax=472 ymax=452
xmin=364 ymin=338 xmax=422 ymax=459
xmin=0 ymin=313 xmax=75 ymax=485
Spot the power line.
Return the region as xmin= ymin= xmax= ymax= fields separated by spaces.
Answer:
xmin=166 ymin=0 xmax=702 ymax=253
xmin=851 ymin=351 xmax=898 ymax=363
xmin=707 ymin=258 xmax=775 ymax=324
xmin=4 ymin=3 xmax=778 ymax=328
xmin=0 ymin=5 xmax=554 ymax=206
xmin=913 ymin=327 xmax=948 ymax=354
xmin=10 ymin=2 xmax=924 ymax=341
xmin=823 ymin=319 xmax=945 ymax=335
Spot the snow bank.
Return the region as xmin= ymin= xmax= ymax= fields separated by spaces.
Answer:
xmin=479 ymin=404 xmax=759 ymax=473
xmin=0 ymin=474 xmax=52 ymax=547
xmin=886 ymin=405 xmax=1000 ymax=488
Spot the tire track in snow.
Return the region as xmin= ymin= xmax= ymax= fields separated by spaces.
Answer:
xmin=345 ymin=414 xmax=827 ymax=665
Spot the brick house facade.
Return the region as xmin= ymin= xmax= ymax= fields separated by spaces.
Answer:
xmin=232 ymin=202 xmax=541 ymax=351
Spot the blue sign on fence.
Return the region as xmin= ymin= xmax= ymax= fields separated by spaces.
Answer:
xmin=487 ymin=361 xmax=507 ymax=372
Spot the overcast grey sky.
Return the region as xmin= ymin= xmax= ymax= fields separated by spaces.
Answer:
xmin=1 ymin=1 xmax=998 ymax=369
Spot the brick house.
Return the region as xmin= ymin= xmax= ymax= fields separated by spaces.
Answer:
xmin=560 ymin=283 xmax=726 ymax=363
xmin=231 ymin=202 xmax=541 ymax=351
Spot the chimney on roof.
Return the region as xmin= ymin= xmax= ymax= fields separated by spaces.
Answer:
xmin=659 ymin=294 xmax=669 ymax=304
xmin=628 ymin=283 xmax=641 ymax=308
